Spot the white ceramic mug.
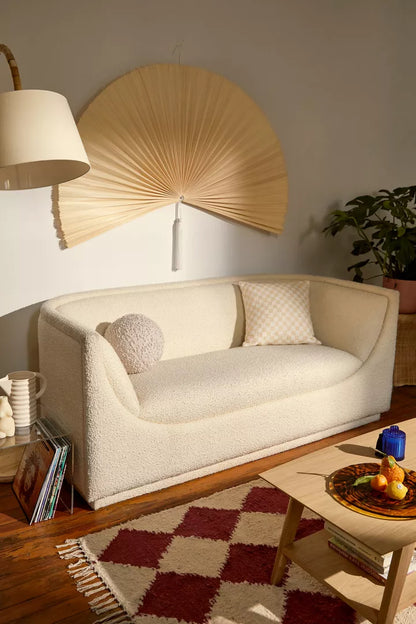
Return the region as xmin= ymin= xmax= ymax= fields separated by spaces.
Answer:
xmin=0 ymin=371 xmax=47 ymax=429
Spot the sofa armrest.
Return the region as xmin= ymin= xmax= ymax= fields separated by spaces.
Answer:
xmin=40 ymin=301 xmax=140 ymax=415
xmin=310 ymin=278 xmax=399 ymax=362
xmin=38 ymin=303 xmax=141 ymax=499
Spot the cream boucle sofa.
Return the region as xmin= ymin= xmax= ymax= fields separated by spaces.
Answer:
xmin=38 ymin=274 xmax=399 ymax=509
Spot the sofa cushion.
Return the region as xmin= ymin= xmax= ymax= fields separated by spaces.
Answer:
xmin=239 ymin=280 xmax=320 ymax=346
xmin=130 ymin=344 xmax=362 ymax=423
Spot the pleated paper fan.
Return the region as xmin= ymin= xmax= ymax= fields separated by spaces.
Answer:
xmin=55 ymin=64 xmax=288 ymax=248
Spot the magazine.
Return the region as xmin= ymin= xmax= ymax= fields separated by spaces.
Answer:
xmin=35 ymin=418 xmax=71 ymax=521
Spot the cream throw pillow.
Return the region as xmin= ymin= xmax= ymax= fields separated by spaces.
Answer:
xmin=239 ymin=281 xmax=320 ymax=346
xmin=105 ymin=313 xmax=164 ymax=373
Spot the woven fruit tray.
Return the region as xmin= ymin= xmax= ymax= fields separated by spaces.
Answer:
xmin=329 ymin=462 xmax=416 ymax=520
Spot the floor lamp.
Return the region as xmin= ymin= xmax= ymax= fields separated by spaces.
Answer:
xmin=0 ymin=44 xmax=90 ymax=481
xmin=0 ymin=44 xmax=90 ymax=190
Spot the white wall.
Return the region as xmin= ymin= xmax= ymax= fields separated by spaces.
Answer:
xmin=1 ymin=0 xmax=416 ymax=372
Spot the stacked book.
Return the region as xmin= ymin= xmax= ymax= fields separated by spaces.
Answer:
xmin=12 ymin=418 xmax=71 ymax=524
xmin=325 ymin=521 xmax=416 ymax=584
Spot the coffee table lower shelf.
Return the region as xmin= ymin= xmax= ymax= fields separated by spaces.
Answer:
xmin=285 ymin=530 xmax=415 ymax=624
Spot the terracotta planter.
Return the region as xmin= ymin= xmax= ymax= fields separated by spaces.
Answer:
xmin=383 ymin=277 xmax=416 ymax=314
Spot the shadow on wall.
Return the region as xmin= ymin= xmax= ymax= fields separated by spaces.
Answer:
xmin=0 ymin=302 xmax=43 ymax=376
xmin=298 ymin=201 xmax=355 ymax=280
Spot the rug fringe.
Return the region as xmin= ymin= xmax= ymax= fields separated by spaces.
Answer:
xmin=56 ymin=538 xmax=133 ymax=624
xmin=97 ymin=617 xmax=130 ymax=624
xmin=94 ymin=610 xmax=125 ymax=623
xmin=90 ymin=593 xmax=114 ymax=606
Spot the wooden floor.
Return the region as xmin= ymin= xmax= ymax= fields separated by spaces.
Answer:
xmin=1 ymin=386 xmax=416 ymax=624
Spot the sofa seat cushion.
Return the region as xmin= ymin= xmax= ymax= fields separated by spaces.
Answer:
xmin=130 ymin=345 xmax=362 ymax=424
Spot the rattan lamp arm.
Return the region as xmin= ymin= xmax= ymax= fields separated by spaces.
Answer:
xmin=0 ymin=44 xmax=22 ymax=90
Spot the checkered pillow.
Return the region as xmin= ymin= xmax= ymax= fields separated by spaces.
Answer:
xmin=239 ymin=280 xmax=320 ymax=346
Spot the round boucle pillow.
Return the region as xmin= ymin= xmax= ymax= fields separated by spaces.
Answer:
xmin=104 ymin=314 xmax=164 ymax=374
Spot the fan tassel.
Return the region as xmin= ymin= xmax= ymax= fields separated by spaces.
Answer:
xmin=172 ymin=197 xmax=183 ymax=271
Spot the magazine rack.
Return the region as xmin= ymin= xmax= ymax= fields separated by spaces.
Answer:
xmin=0 ymin=411 xmax=73 ymax=522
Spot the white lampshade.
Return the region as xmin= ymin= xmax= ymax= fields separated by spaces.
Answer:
xmin=0 ymin=89 xmax=90 ymax=190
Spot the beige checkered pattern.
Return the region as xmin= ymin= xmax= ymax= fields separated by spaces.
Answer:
xmin=239 ymin=281 xmax=321 ymax=346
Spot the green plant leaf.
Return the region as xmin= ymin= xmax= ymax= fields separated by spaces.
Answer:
xmin=347 ymin=259 xmax=370 ymax=271
xmin=322 ymin=185 xmax=416 ymax=282
xmin=351 ymin=240 xmax=372 ymax=256
xmin=353 ymin=474 xmax=378 ymax=487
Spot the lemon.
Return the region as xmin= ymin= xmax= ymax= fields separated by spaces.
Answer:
xmin=386 ymin=480 xmax=408 ymax=501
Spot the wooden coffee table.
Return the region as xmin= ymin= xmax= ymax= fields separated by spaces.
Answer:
xmin=260 ymin=420 xmax=416 ymax=624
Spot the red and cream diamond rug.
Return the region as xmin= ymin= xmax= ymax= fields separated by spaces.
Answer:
xmin=57 ymin=479 xmax=416 ymax=624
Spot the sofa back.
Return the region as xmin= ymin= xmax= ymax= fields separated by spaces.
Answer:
xmin=53 ymin=280 xmax=246 ymax=360
xmin=44 ymin=274 xmax=394 ymax=362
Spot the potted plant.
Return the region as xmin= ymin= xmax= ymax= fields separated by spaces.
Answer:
xmin=323 ymin=186 xmax=416 ymax=312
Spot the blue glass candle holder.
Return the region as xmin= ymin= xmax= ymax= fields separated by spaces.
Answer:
xmin=381 ymin=425 xmax=406 ymax=461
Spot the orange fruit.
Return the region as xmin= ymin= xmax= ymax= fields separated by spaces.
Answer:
xmin=370 ymin=474 xmax=388 ymax=492
xmin=380 ymin=456 xmax=405 ymax=484
xmin=386 ymin=480 xmax=408 ymax=500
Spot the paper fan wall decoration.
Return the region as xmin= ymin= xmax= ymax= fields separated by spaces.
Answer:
xmin=55 ymin=63 xmax=288 ymax=248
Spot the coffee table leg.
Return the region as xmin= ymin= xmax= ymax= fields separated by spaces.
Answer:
xmin=378 ymin=542 xmax=415 ymax=624
xmin=271 ymin=497 xmax=304 ymax=585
